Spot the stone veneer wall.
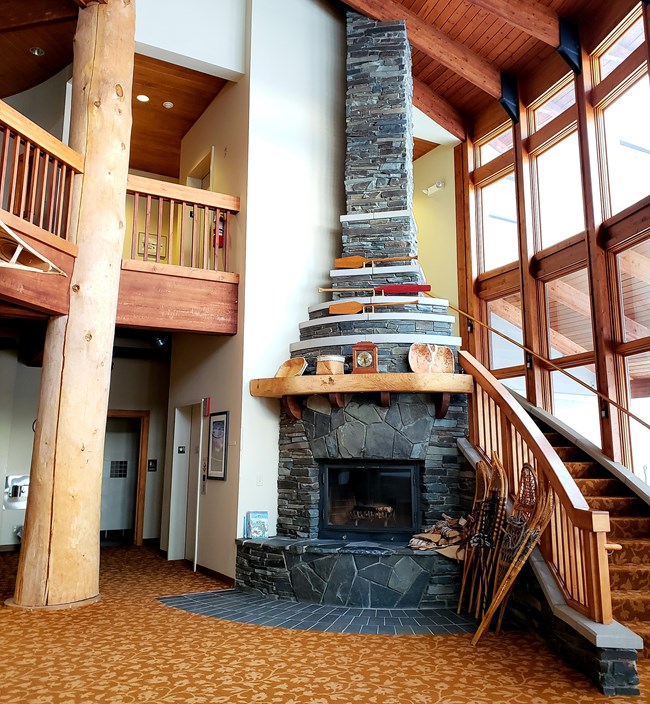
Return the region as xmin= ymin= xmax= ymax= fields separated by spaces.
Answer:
xmin=277 ymin=393 xmax=467 ymax=539
xmin=344 ymin=13 xmax=415 ymax=258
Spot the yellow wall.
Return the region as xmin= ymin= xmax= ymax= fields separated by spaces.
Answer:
xmin=413 ymin=145 xmax=459 ymax=335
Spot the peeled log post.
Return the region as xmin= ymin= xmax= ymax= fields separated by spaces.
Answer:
xmin=12 ymin=0 xmax=135 ymax=608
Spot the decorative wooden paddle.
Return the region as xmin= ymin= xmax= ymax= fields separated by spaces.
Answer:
xmin=329 ymin=299 xmax=418 ymax=315
xmin=318 ymin=283 xmax=431 ymax=295
xmin=334 ymin=254 xmax=418 ymax=269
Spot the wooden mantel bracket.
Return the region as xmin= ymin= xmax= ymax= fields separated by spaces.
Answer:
xmin=329 ymin=393 xmax=345 ymax=410
xmin=380 ymin=391 xmax=391 ymax=408
xmin=434 ymin=392 xmax=450 ymax=419
xmin=282 ymin=395 xmax=302 ymax=420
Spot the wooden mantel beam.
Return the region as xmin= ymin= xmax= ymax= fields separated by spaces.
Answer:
xmin=413 ymin=78 xmax=467 ymax=142
xmin=341 ymin=0 xmax=502 ymax=99
xmin=464 ymin=0 xmax=560 ymax=47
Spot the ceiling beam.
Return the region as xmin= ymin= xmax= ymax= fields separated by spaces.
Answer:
xmin=0 ymin=0 xmax=78 ymax=32
xmin=464 ymin=0 xmax=560 ymax=47
xmin=341 ymin=0 xmax=502 ymax=98
xmin=74 ymin=0 xmax=108 ymax=8
xmin=413 ymin=79 xmax=466 ymax=142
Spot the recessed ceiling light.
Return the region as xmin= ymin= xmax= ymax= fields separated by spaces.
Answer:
xmin=162 ymin=101 xmax=174 ymax=109
xmin=136 ymin=94 xmax=150 ymax=103
xmin=30 ymin=47 xmax=45 ymax=57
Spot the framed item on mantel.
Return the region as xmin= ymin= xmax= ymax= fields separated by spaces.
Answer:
xmin=207 ymin=411 xmax=229 ymax=480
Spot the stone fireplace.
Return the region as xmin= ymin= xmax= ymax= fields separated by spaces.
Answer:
xmin=237 ymin=12 xmax=469 ymax=609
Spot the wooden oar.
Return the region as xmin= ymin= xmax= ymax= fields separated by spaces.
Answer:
xmin=329 ymin=299 xmax=418 ymax=315
xmin=318 ymin=283 xmax=431 ymax=295
xmin=334 ymin=254 xmax=418 ymax=269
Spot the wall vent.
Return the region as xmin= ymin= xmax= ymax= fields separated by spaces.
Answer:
xmin=110 ymin=460 xmax=128 ymax=479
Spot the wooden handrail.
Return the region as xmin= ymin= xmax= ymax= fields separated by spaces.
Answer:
xmin=126 ymin=174 xmax=240 ymax=213
xmin=0 ymin=99 xmax=84 ymax=173
xmin=459 ymin=351 xmax=603 ymax=530
xmin=428 ymin=292 xmax=650 ymax=437
xmin=459 ymin=349 xmax=613 ymax=623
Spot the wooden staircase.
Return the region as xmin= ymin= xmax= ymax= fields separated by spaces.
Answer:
xmin=541 ymin=428 xmax=650 ymax=659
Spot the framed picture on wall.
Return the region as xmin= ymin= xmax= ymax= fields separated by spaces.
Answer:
xmin=207 ymin=411 xmax=228 ymax=480
xmin=137 ymin=232 xmax=168 ymax=259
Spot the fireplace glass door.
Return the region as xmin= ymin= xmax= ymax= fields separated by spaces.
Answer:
xmin=320 ymin=461 xmax=419 ymax=541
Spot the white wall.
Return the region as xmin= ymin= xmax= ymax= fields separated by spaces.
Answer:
xmin=0 ymin=352 xmax=40 ymax=546
xmin=5 ymin=65 xmax=72 ymax=139
xmin=413 ymin=145 xmax=459 ymax=333
xmin=165 ymin=0 xmax=345 ymax=578
xmin=135 ymin=0 xmax=246 ymax=80
xmin=0 ymin=352 xmax=169 ymax=546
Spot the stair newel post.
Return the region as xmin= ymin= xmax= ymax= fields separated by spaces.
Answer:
xmin=582 ymin=512 xmax=613 ymax=625
xmin=11 ymin=0 xmax=135 ymax=608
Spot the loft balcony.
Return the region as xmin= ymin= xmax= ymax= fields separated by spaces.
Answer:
xmin=0 ymin=99 xmax=239 ymax=335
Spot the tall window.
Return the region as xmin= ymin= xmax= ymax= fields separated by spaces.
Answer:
xmin=532 ymin=81 xmax=576 ymax=132
xmin=545 ymin=269 xmax=594 ymax=359
xmin=479 ymin=173 xmax=518 ymax=271
xmin=602 ymin=77 xmax=650 ymax=215
xmin=598 ymin=16 xmax=645 ymax=80
xmin=478 ymin=128 xmax=513 ymax=167
xmin=536 ymin=132 xmax=585 ymax=249
xmin=487 ymin=294 xmax=524 ymax=369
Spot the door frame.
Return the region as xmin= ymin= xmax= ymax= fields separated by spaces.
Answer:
xmin=106 ymin=409 xmax=150 ymax=546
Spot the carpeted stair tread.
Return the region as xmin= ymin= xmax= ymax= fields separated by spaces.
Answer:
xmin=564 ymin=461 xmax=611 ymax=479
xmin=609 ymin=538 xmax=650 ymax=565
xmin=609 ymin=563 xmax=650 ymax=590
xmin=612 ymin=589 xmax=650 ymax=621
xmin=554 ymin=446 xmax=590 ymax=462
xmin=574 ymin=478 xmax=621 ymax=496
xmin=585 ymin=495 xmax=648 ymax=515
xmin=543 ymin=432 xmax=567 ymax=446
xmin=608 ymin=516 xmax=650 ymax=540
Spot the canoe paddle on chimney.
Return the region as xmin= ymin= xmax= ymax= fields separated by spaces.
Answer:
xmin=318 ymin=283 xmax=431 ymax=295
xmin=333 ymin=254 xmax=418 ymax=269
xmin=329 ymin=299 xmax=419 ymax=315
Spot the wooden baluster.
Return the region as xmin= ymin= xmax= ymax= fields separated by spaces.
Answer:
xmin=129 ymin=193 xmax=138 ymax=259
xmin=202 ymin=205 xmax=209 ymax=270
xmin=213 ymin=208 xmax=220 ymax=271
xmin=55 ymin=165 xmax=67 ymax=237
xmin=156 ymin=196 xmax=163 ymax=263
xmin=583 ymin=530 xmax=613 ymax=624
xmin=8 ymin=134 xmax=22 ymax=215
xmin=0 ymin=126 xmax=11 ymax=206
xmin=46 ymin=160 xmax=58 ymax=234
xmin=38 ymin=153 xmax=50 ymax=229
xmin=180 ymin=202 xmax=187 ymax=267
xmin=143 ymin=195 xmax=152 ymax=261
xmin=17 ymin=141 xmax=31 ymax=219
xmin=191 ymin=204 xmax=197 ymax=267
xmin=27 ymin=146 xmax=41 ymax=222
xmin=168 ymin=199 xmax=175 ymax=265
xmin=223 ymin=209 xmax=230 ymax=273
xmin=63 ymin=167 xmax=74 ymax=240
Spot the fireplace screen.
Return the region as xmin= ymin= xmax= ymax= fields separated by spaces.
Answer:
xmin=320 ymin=461 xmax=420 ymax=541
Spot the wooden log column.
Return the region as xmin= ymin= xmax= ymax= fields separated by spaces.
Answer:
xmin=11 ymin=0 xmax=135 ymax=608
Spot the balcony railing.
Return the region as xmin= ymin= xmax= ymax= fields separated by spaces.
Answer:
xmin=125 ymin=175 xmax=240 ymax=273
xmin=460 ymin=350 xmax=613 ymax=625
xmin=0 ymin=99 xmax=83 ymax=241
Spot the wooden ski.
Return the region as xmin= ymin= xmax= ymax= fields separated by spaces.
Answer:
xmin=334 ymin=254 xmax=418 ymax=269
xmin=329 ymin=299 xmax=418 ymax=315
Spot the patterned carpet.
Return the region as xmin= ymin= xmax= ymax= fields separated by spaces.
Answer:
xmin=0 ymin=546 xmax=648 ymax=704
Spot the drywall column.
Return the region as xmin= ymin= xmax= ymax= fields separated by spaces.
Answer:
xmin=12 ymin=0 xmax=135 ymax=608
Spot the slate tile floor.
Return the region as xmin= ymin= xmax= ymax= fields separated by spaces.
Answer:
xmin=159 ymin=589 xmax=476 ymax=635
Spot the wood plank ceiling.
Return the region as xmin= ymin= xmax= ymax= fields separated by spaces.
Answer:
xmin=339 ymin=0 xmax=636 ymax=138
xmin=0 ymin=1 xmax=228 ymax=179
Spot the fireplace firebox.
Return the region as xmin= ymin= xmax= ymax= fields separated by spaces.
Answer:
xmin=319 ymin=460 xmax=421 ymax=541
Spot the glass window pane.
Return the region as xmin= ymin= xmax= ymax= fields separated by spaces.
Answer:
xmin=536 ymin=132 xmax=585 ymax=249
xmin=501 ymin=375 xmax=526 ymax=398
xmin=481 ymin=173 xmax=518 ymax=271
xmin=603 ymin=78 xmax=650 ymax=215
xmin=600 ymin=18 xmax=645 ymax=80
xmin=546 ymin=269 xmax=594 ymax=359
xmin=487 ymin=293 xmax=524 ymax=369
xmin=626 ymin=351 xmax=650 ymax=482
xmin=617 ymin=239 xmax=650 ymax=343
xmin=551 ymin=367 xmax=601 ymax=447
xmin=533 ymin=81 xmax=576 ymax=132
xmin=478 ymin=128 xmax=513 ymax=166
